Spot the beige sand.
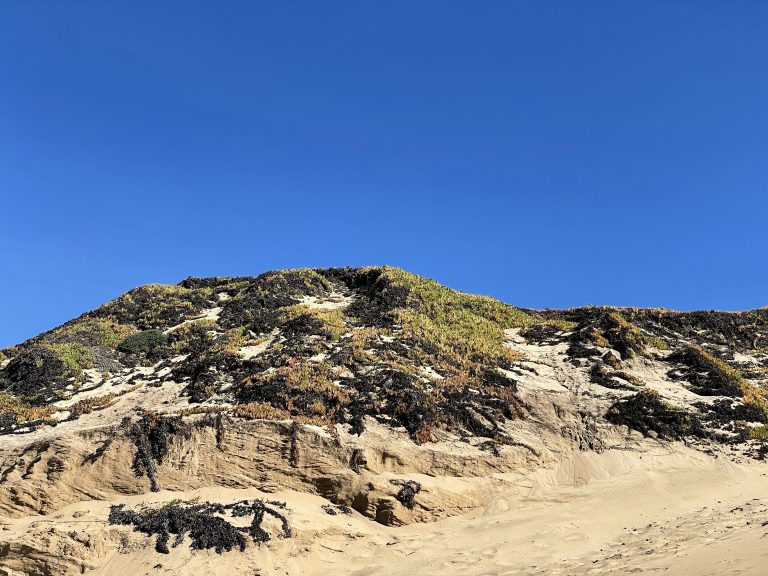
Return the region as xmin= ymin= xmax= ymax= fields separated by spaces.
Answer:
xmin=2 ymin=445 xmax=766 ymax=576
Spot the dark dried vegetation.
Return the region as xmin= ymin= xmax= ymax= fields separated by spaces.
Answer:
xmin=108 ymin=499 xmax=291 ymax=554
xmin=607 ymin=391 xmax=707 ymax=440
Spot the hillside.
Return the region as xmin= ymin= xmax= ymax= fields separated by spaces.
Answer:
xmin=1 ymin=267 xmax=767 ymax=575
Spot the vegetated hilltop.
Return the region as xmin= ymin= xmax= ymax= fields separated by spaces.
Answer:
xmin=0 ymin=267 xmax=767 ymax=574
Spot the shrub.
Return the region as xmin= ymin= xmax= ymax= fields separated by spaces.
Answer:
xmin=645 ymin=335 xmax=670 ymax=350
xmin=542 ymin=319 xmax=578 ymax=332
xmin=1 ymin=346 xmax=18 ymax=359
xmin=233 ymin=402 xmax=324 ymax=425
xmin=393 ymin=479 xmax=421 ymax=509
xmin=127 ymin=413 xmax=191 ymax=492
xmin=217 ymin=269 xmax=332 ymax=330
xmin=599 ymin=312 xmax=652 ymax=359
xmin=279 ymin=305 xmax=347 ymax=341
xmin=211 ymin=326 xmax=251 ymax=356
xmin=118 ymin=329 xmax=168 ymax=355
xmin=236 ymin=360 xmax=350 ymax=423
xmin=168 ymin=320 xmax=218 ymax=353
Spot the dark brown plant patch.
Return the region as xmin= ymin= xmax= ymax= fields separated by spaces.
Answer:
xmin=667 ymin=346 xmax=745 ymax=397
xmin=622 ymin=308 xmax=768 ymax=351
xmin=126 ymin=414 xmax=191 ymax=492
xmin=322 ymin=267 xmax=408 ymax=328
xmin=392 ymin=479 xmax=421 ymax=509
xmin=218 ymin=270 xmax=332 ymax=332
xmin=108 ymin=499 xmax=291 ymax=554
xmin=607 ymin=390 xmax=707 ymax=440
xmin=321 ymin=503 xmax=352 ymax=516
xmin=91 ymin=285 xmax=212 ymax=331
xmin=2 ymin=347 xmax=73 ymax=404
xmin=590 ymin=362 xmax=635 ymax=390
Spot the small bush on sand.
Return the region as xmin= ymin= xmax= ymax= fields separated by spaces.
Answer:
xmin=118 ymin=329 xmax=168 ymax=355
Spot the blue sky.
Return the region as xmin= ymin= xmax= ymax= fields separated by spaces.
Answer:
xmin=1 ymin=1 xmax=767 ymax=347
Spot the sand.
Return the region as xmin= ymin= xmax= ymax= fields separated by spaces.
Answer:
xmin=2 ymin=444 xmax=766 ymax=576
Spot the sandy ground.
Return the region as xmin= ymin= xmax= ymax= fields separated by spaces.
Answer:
xmin=291 ymin=449 xmax=768 ymax=576
xmin=2 ymin=446 xmax=766 ymax=576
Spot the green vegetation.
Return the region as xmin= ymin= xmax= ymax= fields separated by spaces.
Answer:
xmin=0 ymin=392 xmax=56 ymax=426
xmin=615 ymin=371 xmax=645 ymax=387
xmin=382 ymin=267 xmax=533 ymax=370
xmin=54 ymin=316 xmax=137 ymax=348
xmin=542 ymin=318 xmax=578 ymax=332
xmin=211 ymin=326 xmax=253 ymax=356
xmin=279 ymin=305 xmax=347 ymax=341
xmin=750 ymin=425 xmax=768 ymax=441
xmin=226 ymin=268 xmax=533 ymax=443
xmin=233 ymin=402 xmax=324 ymax=425
xmin=96 ymin=283 xmax=213 ymax=330
xmin=602 ymin=351 xmax=622 ymax=369
xmin=340 ymin=327 xmax=380 ymax=364
xmin=1 ymin=346 xmax=18 ymax=359
xmin=255 ymin=268 xmax=330 ymax=294
xmin=573 ymin=310 xmax=671 ymax=359
xmin=169 ymin=320 xmax=219 ymax=353
xmin=602 ymin=312 xmax=651 ymax=359
xmin=217 ymin=269 xmax=333 ymax=331
xmin=43 ymin=342 xmax=93 ymax=378
xmin=237 ymin=360 xmax=349 ymax=423
xmin=227 ymin=269 xmax=330 ymax=309
xmin=645 ymin=335 xmax=670 ymax=350
xmin=670 ymin=345 xmax=765 ymax=409
xmin=118 ymin=329 xmax=168 ymax=355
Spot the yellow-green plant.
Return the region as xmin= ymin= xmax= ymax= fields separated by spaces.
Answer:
xmin=279 ymin=305 xmax=347 ymax=341
xmin=54 ymin=317 xmax=137 ymax=348
xmin=749 ymin=425 xmax=768 ymax=441
xmin=381 ymin=267 xmax=533 ymax=370
xmin=43 ymin=342 xmax=93 ymax=378
xmin=0 ymin=392 xmax=56 ymax=425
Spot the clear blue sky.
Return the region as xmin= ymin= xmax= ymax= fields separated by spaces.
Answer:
xmin=1 ymin=2 xmax=767 ymax=347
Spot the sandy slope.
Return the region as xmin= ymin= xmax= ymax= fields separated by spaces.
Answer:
xmin=291 ymin=448 xmax=768 ymax=576
xmin=2 ymin=445 xmax=766 ymax=576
